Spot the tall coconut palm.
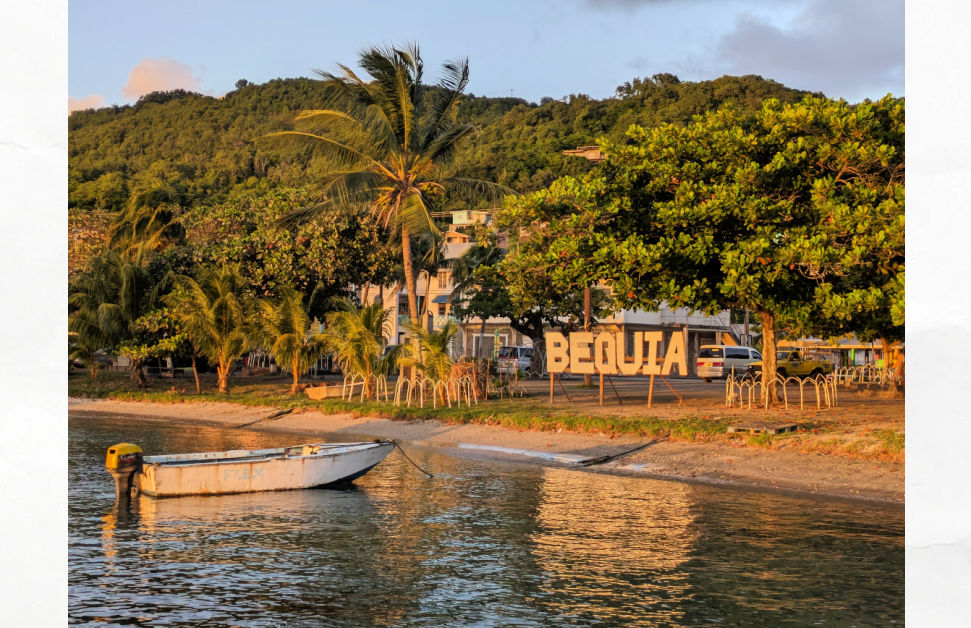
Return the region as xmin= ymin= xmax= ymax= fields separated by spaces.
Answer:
xmin=253 ymin=288 xmax=328 ymax=394
xmin=165 ymin=266 xmax=251 ymax=393
xmin=268 ymin=43 xmax=510 ymax=340
xmin=321 ymin=298 xmax=401 ymax=400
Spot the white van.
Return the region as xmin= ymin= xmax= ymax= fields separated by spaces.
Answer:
xmin=497 ymin=346 xmax=535 ymax=375
xmin=696 ymin=345 xmax=761 ymax=381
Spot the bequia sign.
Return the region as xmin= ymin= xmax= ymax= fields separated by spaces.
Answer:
xmin=545 ymin=330 xmax=688 ymax=376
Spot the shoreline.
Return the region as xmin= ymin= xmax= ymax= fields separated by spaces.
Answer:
xmin=68 ymin=397 xmax=904 ymax=504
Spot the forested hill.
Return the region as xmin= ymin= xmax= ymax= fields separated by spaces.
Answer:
xmin=69 ymin=73 xmax=818 ymax=213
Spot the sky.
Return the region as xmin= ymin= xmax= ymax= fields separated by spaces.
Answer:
xmin=68 ymin=0 xmax=904 ymax=113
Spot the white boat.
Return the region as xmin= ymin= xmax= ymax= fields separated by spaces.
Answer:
xmin=106 ymin=441 xmax=395 ymax=498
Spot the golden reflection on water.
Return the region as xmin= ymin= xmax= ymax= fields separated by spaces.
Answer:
xmin=529 ymin=467 xmax=701 ymax=623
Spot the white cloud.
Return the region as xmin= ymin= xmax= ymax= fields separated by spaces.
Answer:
xmin=68 ymin=94 xmax=105 ymax=113
xmin=712 ymin=0 xmax=904 ymax=101
xmin=121 ymin=57 xmax=201 ymax=100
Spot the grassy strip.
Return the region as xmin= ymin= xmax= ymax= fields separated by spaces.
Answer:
xmin=96 ymin=388 xmax=733 ymax=441
xmin=69 ymin=371 xmax=903 ymax=461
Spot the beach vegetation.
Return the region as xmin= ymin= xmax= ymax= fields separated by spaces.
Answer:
xmin=320 ymin=298 xmax=402 ymax=400
xmin=163 ymin=265 xmax=253 ymax=393
xmin=68 ymin=250 xmax=169 ymax=387
xmin=252 ymin=287 xmax=329 ymax=394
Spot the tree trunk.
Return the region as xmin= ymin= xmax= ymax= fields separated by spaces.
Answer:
xmin=400 ymin=226 xmax=420 ymax=326
xmin=401 ymin=225 xmax=422 ymax=374
xmin=477 ymin=318 xmax=486 ymax=359
xmin=759 ymin=311 xmax=778 ymax=406
xmin=423 ymin=271 xmax=433 ymax=332
xmin=217 ymin=358 xmax=230 ymax=394
xmin=191 ymin=354 xmax=201 ymax=394
xmin=130 ymin=359 xmax=146 ymax=388
xmin=291 ymin=356 xmax=300 ymax=394
xmin=509 ymin=311 xmax=547 ymax=375
xmin=361 ymin=282 xmax=371 ymax=305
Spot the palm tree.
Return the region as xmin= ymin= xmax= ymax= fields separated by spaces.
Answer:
xmin=68 ymin=250 xmax=161 ymax=387
xmin=108 ymin=186 xmax=184 ymax=258
xmin=400 ymin=320 xmax=459 ymax=382
xmin=164 ymin=266 xmax=251 ymax=393
xmin=321 ymin=298 xmax=401 ymax=400
xmin=253 ymin=288 xmax=328 ymax=394
xmin=398 ymin=320 xmax=461 ymax=405
xmin=269 ymin=43 xmax=509 ymax=339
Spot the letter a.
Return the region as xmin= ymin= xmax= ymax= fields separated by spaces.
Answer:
xmin=661 ymin=330 xmax=688 ymax=375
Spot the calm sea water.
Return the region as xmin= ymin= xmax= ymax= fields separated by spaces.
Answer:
xmin=69 ymin=413 xmax=903 ymax=626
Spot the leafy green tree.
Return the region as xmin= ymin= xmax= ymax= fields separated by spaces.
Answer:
xmin=497 ymin=95 xmax=904 ymax=404
xmin=117 ymin=308 xmax=189 ymax=382
xmin=68 ymin=250 xmax=167 ymax=387
xmin=164 ymin=265 xmax=253 ymax=393
xmin=320 ymin=298 xmax=401 ymax=400
xmin=180 ymin=186 xmax=395 ymax=307
xmin=267 ymin=43 xmax=508 ymax=336
xmin=252 ymin=287 xmax=328 ymax=393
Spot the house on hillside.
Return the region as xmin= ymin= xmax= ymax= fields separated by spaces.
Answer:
xmin=562 ymin=145 xmax=606 ymax=162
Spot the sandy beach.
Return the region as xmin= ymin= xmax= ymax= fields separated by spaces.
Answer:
xmin=69 ymin=397 xmax=903 ymax=504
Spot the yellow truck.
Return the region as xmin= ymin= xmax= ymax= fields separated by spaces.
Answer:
xmin=748 ymin=349 xmax=834 ymax=379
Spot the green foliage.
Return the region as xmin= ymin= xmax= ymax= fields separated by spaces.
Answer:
xmin=398 ymin=320 xmax=460 ymax=383
xmin=68 ymin=250 xmax=169 ymax=386
xmin=252 ymin=288 xmax=328 ymax=392
xmin=163 ymin=265 xmax=253 ymax=393
xmin=117 ymin=308 xmax=188 ymax=362
xmin=69 ymin=73 xmax=812 ymax=214
xmin=320 ymin=298 xmax=400 ymax=397
xmin=180 ymin=185 xmax=395 ymax=307
xmin=496 ymin=95 xmax=904 ymax=403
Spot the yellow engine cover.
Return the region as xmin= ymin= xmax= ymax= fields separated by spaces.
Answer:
xmin=106 ymin=443 xmax=143 ymax=469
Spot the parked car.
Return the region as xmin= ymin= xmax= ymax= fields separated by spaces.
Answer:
xmin=497 ymin=345 xmax=535 ymax=375
xmin=696 ymin=345 xmax=762 ymax=382
xmin=748 ymin=350 xmax=834 ymax=379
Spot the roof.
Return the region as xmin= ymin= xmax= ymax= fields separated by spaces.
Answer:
xmin=444 ymin=242 xmax=473 ymax=260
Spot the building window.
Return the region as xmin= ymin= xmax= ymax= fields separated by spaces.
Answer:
xmin=437 ymin=270 xmax=450 ymax=288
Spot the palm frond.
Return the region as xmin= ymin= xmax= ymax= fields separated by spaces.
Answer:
xmin=423 ymin=57 xmax=470 ymax=144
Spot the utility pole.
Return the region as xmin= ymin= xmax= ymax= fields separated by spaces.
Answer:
xmin=743 ymin=307 xmax=750 ymax=346
xmin=583 ymin=285 xmax=592 ymax=386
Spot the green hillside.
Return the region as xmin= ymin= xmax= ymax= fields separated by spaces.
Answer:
xmin=69 ymin=73 xmax=818 ymax=214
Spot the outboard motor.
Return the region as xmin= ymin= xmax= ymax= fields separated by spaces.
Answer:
xmin=105 ymin=443 xmax=143 ymax=500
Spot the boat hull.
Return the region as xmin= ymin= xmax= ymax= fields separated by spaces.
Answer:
xmin=133 ymin=441 xmax=394 ymax=498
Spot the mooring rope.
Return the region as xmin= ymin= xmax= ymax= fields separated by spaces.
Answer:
xmin=577 ymin=436 xmax=668 ymax=467
xmin=234 ymin=407 xmax=293 ymax=429
xmin=392 ymin=441 xmax=434 ymax=478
